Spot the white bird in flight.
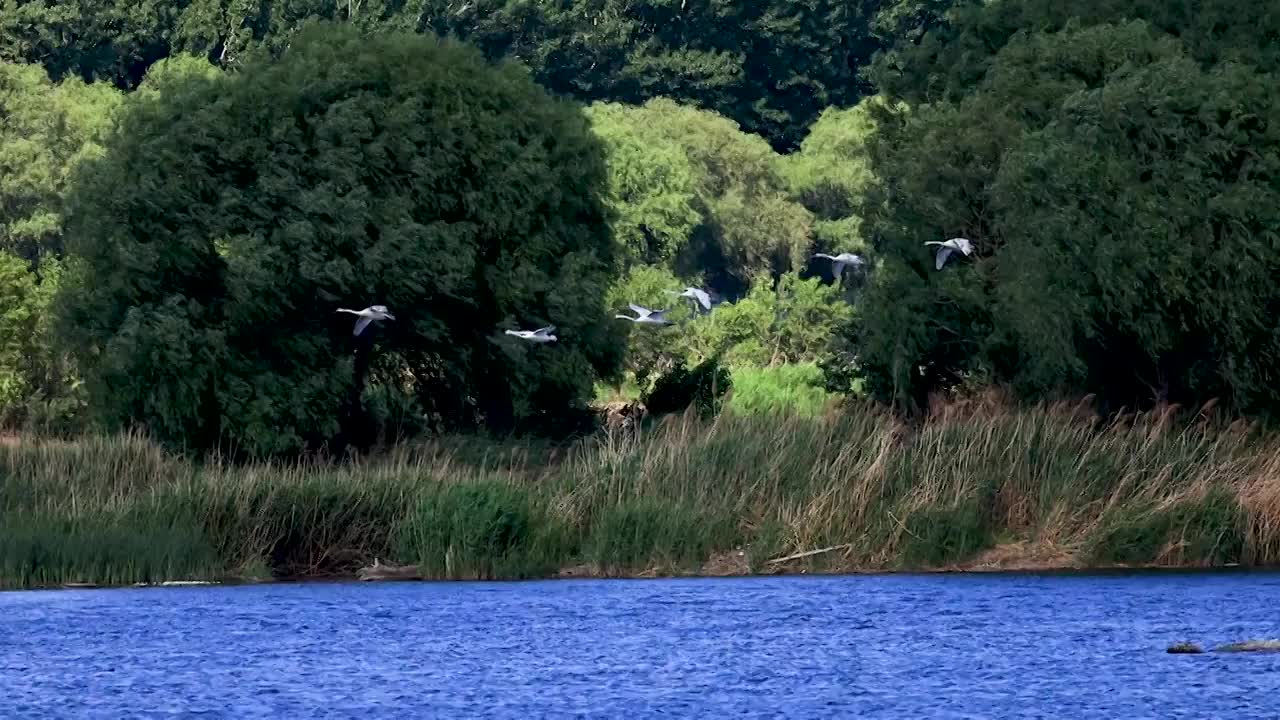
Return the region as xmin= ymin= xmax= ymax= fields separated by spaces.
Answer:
xmin=336 ymin=305 xmax=396 ymax=336
xmin=813 ymin=252 xmax=866 ymax=280
xmin=924 ymin=238 xmax=974 ymax=270
xmin=665 ymin=287 xmax=712 ymax=312
xmin=505 ymin=325 xmax=557 ymax=343
xmin=615 ymin=303 xmax=672 ymax=325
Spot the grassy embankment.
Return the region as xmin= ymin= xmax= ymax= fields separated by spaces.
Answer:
xmin=4 ymin=393 xmax=1280 ymax=590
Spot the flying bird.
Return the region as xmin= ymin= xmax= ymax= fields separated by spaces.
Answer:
xmin=504 ymin=325 xmax=557 ymax=343
xmin=615 ymin=303 xmax=672 ymax=325
xmin=813 ymin=252 xmax=866 ymax=280
xmin=336 ymin=305 xmax=396 ymax=336
xmin=665 ymin=287 xmax=713 ymax=312
xmin=924 ymin=238 xmax=974 ymax=270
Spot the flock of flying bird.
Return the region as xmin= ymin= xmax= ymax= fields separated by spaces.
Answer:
xmin=334 ymin=238 xmax=975 ymax=340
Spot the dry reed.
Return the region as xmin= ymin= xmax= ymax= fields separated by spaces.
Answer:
xmin=3 ymin=397 xmax=1279 ymax=588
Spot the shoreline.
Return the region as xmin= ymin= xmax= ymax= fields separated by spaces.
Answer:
xmin=8 ymin=556 xmax=1274 ymax=593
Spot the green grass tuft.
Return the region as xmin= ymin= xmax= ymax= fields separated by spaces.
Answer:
xmin=397 ymin=480 xmax=567 ymax=579
xmin=726 ymin=363 xmax=835 ymax=417
xmin=586 ymin=499 xmax=735 ymax=574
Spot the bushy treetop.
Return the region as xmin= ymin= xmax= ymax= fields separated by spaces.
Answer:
xmin=58 ymin=22 xmax=624 ymax=454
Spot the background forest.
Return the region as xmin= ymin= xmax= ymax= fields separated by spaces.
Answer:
xmin=1 ymin=0 xmax=1278 ymax=455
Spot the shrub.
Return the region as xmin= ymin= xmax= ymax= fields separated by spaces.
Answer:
xmin=643 ymin=356 xmax=732 ymax=418
xmin=1091 ymin=486 xmax=1244 ymax=566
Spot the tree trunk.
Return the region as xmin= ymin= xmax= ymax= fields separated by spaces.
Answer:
xmin=334 ymin=328 xmax=376 ymax=458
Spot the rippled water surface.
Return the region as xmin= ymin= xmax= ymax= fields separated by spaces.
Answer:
xmin=4 ymin=573 xmax=1280 ymax=718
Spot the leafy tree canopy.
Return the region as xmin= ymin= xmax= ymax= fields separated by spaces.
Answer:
xmin=589 ymin=98 xmax=812 ymax=298
xmin=0 ymin=61 xmax=121 ymax=263
xmin=0 ymin=0 xmax=179 ymax=87
xmin=408 ymin=0 xmax=886 ymax=150
xmin=873 ymin=0 xmax=1280 ymax=103
xmin=783 ymin=95 xmax=906 ymax=260
xmin=57 ymin=22 xmax=624 ymax=454
xmin=849 ymin=8 xmax=1280 ymax=415
xmin=2 ymin=0 xmax=905 ymax=149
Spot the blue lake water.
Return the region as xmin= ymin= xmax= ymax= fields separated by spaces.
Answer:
xmin=3 ymin=572 xmax=1280 ymax=718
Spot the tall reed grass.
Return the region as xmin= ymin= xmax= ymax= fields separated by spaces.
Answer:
xmin=4 ymin=394 xmax=1280 ymax=589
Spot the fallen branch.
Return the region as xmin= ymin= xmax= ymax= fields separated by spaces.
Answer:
xmin=766 ymin=544 xmax=852 ymax=565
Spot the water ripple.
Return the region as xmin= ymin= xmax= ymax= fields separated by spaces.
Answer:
xmin=3 ymin=573 xmax=1280 ymax=718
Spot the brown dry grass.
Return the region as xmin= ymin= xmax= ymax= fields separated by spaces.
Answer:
xmin=4 ymin=394 xmax=1280 ymax=588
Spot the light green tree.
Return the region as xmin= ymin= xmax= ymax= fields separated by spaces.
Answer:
xmin=784 ymin=96 xmax=900 ymax=263
xmin=589 ymin=98 xmax=813 ymax=296
xmin=0 ymin=61 xmax=121 ymax=263
xmin=586 ymin=103 xmax=702 ymax=268
xmin=0 ymin=251 xmax=35 ymax=412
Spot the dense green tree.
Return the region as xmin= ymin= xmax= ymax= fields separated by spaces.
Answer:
xmin=849 ymin=10 xmax=1280 ymax=415
xmin=0 ymin=0 xmax=181 ymax=86
xmin=986 ymin=56 xmax=1280 ymax=411
xmin=0 ymin=61 xmax=121 ymax=263
xmin=1 ymin=0 xmax=904 ymax=149
xmin=57 ymin=22 xmax=624 ymax=455
xmin=874 ymin=0 xmax=1280 ymax=103
xmin=588 ymin=99 xmax=812 ymax=297
xmin=425 ymin=0 xmax=885 ymax=150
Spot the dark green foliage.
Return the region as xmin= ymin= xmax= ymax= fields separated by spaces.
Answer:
xmin=643 ymin=356 xmax=731 ymax=418
xmin=58 ymin=23 xmax=624 ymax=455
xmin=850 ymin=4 xmax=1280 ymax=415
xmin=425 ymin=0 xmax=886 ymax=151
xmin=0 ymin=0 xmax=180 ymax=87
xmin=899 ymin=503 xmax=992 ymax=566
xmin=2 ymin=0 xmax=914 ymax=150
xmin=875 ymin=0 xmax=1280 ymax=104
